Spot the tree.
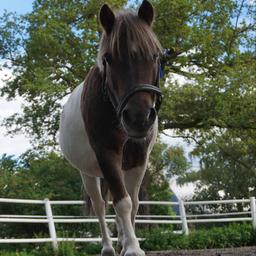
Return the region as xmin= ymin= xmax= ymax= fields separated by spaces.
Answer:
xmin=0 ymin=152 xmax=86 ymax=240
xmin=180 ymin=129 xmax=256 ymax=202
xmin=0 ymin=0 xmax=254 ymax=143
xmin=153 ymin=0 xmax=256 ymax=201
xmin=142 ymin=142 xmax=174 ymax=215
xmin=175 ymin=56 xmax=256 ymax=201
xmin=0 ymin=0 xmax=255 ymax=201
xmin=0 ymin=0 xmax=127 ymax=145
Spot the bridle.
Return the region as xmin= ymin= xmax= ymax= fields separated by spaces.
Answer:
xmin=101 ymin=57 xmax=163 ymax=118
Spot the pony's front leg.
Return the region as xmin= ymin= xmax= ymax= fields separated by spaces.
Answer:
xmin=124 ymin=164 xmax=147 ymax=228
xmin=80 ymin=173 xmax=115 ymax=256
xmin=115 ymin=195 xmax=145 ymax=256
xmin=96 ymin=151 xmax=145 ymax=256
xmin=116 ymin=164 xmax=147 ymax=252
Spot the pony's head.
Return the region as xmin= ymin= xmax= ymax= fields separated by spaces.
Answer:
xmin=98 ymin=0 xmax=162 ymax=139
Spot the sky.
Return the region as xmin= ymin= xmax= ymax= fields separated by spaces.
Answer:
xmin=0 ymin=67 xmax=31 ymax=156
xmin=0 ymin=0 xmax=197 ymax=199
xmin=0 ymin=0 xmax=34 ymax=15
xmin=0 ymin=1 xmax=34 ymax=156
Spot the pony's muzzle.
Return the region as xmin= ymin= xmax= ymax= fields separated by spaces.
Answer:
xmin=122 ymin=106 xmax=156 ymax=138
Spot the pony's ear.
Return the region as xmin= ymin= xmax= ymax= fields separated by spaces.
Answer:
xmin=138 ymin=0 xmax=154 ymax=26
xmin=99 ymin=4 xmax=115 ymax=35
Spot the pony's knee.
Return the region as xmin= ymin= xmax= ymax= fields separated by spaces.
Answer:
xmin=115 ymin=196 xmax=132 ymax=216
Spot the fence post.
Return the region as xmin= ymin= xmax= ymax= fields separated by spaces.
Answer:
xmin=44 ymin=198 xmax=58 ymax=250
xmin=250 ymin=197 xmax=256 ymax=230
xmin=179 ymin=199 xmax=189 ymax=235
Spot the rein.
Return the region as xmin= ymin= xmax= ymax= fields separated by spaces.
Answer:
xmin=102 ymin=59 xmax=163 ymax=118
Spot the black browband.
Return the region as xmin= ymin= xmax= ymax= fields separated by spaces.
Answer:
xmin=102 ymin=58 xmax=163 ymax=118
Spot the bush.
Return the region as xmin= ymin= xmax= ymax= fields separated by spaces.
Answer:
xmin=141 ymin=223 xmax=256 ymax=251
xmin=0 ymin=242 xmax=88 ymax=256
xmin=1 ymin=223 xmax=256 ymax=255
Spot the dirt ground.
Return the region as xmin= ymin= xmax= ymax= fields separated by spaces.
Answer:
xmin=146 ymin=246 xmax=256 ymax=256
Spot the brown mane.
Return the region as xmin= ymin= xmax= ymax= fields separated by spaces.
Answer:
xmin=97 ymin=10 xmax=162 ymax=70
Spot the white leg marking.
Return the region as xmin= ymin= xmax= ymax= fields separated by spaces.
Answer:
xmin=116 ymin=215 xmax=124 ymax=253
xmin=81 ymin=173 xmax=115 ymax=256
xmin=115 ymin=196 xmax=145 ymax=256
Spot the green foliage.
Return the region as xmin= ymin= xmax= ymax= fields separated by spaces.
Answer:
xmin=0 ymin=143 xmax=183 ymax=242
xmin=0 ymin=242 xmax=89 ymax=256
xmin=82 ymin=243 xmax=101 ymax=255
xmin=141 ymin=223 xmax=256 ymax=251
xmin=181 ymin=128 xmax=256 ymax=203
xmin=0 ymin=0 xmax=127 ymax=145
xmin=0 ymin=152 xmax=84 ymax=240
xmin=1 ymin=224 xmax=256 ymax=254
xmin=153 ymin=0 xmax=256 ymax=202
xmin=0 ymin=152 xmax=82 ymax=201
xmin=1 ymin=0 xmax=255 ymax=145
xmin=0 ymin=241 xmax=102 ymax=256
xmin=143 ymin=141 xmax=174 ymax=216
xmin=165 ymin=145 xmax=191 ymax=177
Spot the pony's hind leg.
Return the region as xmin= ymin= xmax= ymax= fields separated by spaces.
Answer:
xmin=80 ymin=173 xmax=115 ymax=256
xmin=115 ymin=215 xmax=124 ymax=253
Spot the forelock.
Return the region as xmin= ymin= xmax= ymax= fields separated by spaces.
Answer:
xmin=97 ymin=10 xmax=162 ymax=71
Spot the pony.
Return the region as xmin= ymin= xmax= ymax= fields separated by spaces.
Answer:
xmin=59 ymin=1 xmax=163 ymax=255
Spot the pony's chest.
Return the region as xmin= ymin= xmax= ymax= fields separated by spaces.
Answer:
xmin=122 ymin=139 xmax=149 ymax=170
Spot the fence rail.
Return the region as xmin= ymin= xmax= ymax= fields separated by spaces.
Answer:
xmin=0 ymin=197 xmax=255 ymax=250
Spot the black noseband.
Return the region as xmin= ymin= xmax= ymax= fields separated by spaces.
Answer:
xmin=116 ymin=84 xmax=162 ymax=117
xmin=102 ymin=59 xmax=163 ymax=118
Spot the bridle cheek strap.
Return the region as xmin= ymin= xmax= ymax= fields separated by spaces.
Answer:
xmin=102 ymin=59 xmax=163 ymax=118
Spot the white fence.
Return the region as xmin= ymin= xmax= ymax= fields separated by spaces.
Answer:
xmin=0 ymin=197 xmax=256 ymax=250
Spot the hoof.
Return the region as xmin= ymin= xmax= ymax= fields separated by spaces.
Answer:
xmin=101 ymin=246 xmax=116 ymax=256
xmin=121 ymin=247 xmax=145 ymax=256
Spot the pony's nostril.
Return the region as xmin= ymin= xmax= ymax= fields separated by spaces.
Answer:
xmin=148 ymin=107 xmax=156 ymax=122
xmin=122 ymin=109 xmax=131 ymax=124
xmin=123 ymin=107 xmax=156 ymax=128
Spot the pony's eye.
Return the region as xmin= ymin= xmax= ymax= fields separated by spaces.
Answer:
xmin=104 ymin=53 xmax=112 ymax=64
xmin=153 ymin=54 xmax=159 ymax=62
